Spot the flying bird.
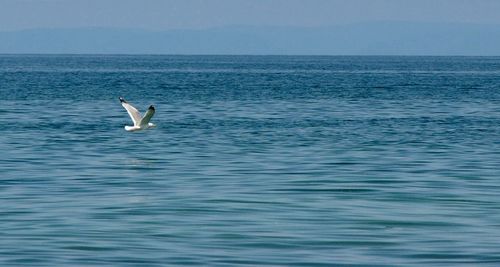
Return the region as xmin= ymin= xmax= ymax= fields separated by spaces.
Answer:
xmin=119 ymin=97 xmax=156 ymax=131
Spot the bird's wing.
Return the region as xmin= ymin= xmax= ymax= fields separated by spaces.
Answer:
xmin=140 ymin=105 xmax=155 ymax=126
xmin=120 ymin=97 xmax=142 ymax=126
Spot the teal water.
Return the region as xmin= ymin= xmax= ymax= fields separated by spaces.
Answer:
xmin=1 ymin=55 xmax=500 ymax=266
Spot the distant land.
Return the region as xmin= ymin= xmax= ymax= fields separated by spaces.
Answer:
xmin=1 ymin=21 xmax=500 ymax=55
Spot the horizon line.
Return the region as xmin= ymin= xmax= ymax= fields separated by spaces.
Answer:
xmin=1 ymin=53 xmax=499 ymax=57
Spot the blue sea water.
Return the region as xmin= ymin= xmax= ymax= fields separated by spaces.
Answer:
xmin=1 ymin=55 xmax=499 ymax=266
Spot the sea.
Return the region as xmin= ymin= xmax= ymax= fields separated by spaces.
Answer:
xmin=0 ymin=55 xmax=499 ymax=266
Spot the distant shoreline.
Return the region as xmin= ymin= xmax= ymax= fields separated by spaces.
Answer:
xmin=2 ymin=22 xmax=500 ymax=56
xmin=1 ymin=54 xmax=499 ymax=57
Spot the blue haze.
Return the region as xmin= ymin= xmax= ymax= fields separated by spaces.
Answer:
xmin=1 ymin=22 xmax=500 ymax=55
xmin=1 ymin=55 xmax=500 ymax=265
xmin=2 ymin=0 xmax=500 ymax=31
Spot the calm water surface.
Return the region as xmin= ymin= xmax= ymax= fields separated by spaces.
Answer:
xmin=1 ymin=55 xmax=500 ymax=266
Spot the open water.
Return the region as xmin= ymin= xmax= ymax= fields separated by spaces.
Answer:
xmin=1 ymin=55 xmax=500 ymax=266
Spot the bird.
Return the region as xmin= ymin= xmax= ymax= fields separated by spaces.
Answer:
xmin=119 ymin=97 xmax=156 ymax=131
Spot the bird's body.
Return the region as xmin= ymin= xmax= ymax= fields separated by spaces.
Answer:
xmin=119 ymin=97 xmax=156 ymax=132
xmin=124 ymin=123 xmax=156 ymax=132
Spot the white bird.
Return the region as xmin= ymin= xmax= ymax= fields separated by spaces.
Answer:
xmin=119 ymin=97 xmax=156 ymax=131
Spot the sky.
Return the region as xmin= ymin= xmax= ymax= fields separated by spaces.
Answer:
xmin=1 ymin=0 xmax=500 ymax=31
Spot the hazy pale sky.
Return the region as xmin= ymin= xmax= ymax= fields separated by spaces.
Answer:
xmin=1 ymin=0 xmax=500 ymax=31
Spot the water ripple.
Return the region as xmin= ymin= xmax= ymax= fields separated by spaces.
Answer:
xmin=1 ymin=55 xmax=500 ymax=266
